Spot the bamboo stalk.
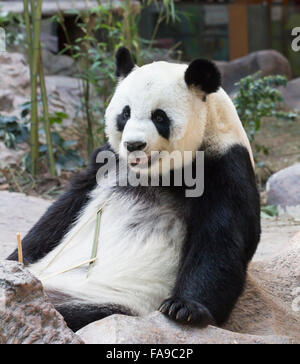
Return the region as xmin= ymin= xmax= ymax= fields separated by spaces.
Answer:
xmin=23 ymin=0 xmax=32 ymax=72
xmin=39 ymin=45 xmax=56 ymax=176
xmin=42 ymin=258 xmax=97 ymax=282
xmin=17 ymin=233 xmax=23 ymax=264
xmin=87 ymin=208 xmax=102 ymax=277
xmin=29 ymin=0 xmax=43 ymax=176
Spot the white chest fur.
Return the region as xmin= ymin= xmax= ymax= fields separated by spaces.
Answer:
xmin=29 ymin=181 xmax=186 ymax=315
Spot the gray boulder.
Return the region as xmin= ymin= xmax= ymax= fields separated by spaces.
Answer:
xmin=78 ymin=229 xmax=300 ymax=344
xmin=0 ymin=51 xmax=81 ymax=125
xmin=42 ymin=48 xmax=77 ymax=77
xmin=77 ymin=311 xmax=292 ymax=345
xmin=216 ymin=50 xmax=292 ymax=94
xmin=266 ymin=164 xmax=300 ymax=217
xmin=0 ymin=260 xmax=83 ymax=344
xmin=0 ymin=142 xmax=26 ymax=170
xmin=279 ymin=78 xmax=300 ymax=110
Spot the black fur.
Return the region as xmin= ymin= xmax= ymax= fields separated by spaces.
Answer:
xmin=115 ymin=47 xmax=135 ymax=78
xmin=7 ymin=144 xmax=260 ymax=331
xmin=7 ymin=143 xmax=112 ymax=265
xmin=159 ymin=145 xmax=260 ymax=326
xmin=55 ymin=303 xmax=134 ymax=332
xmin=116 ymin=105 xmax=131 ymax=132
xmin=151 ymin=109 xmax=171 ymax=140
xmin=185 ymin=59 xmax=221 ymax=94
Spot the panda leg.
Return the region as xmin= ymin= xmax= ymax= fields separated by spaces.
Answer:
xmin=46 ymin=289 xmax=134 ymax=332
xmin=55 ymin=302 xmax=134 ymax=332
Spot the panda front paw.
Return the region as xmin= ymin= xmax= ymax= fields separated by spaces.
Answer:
xmin=158 ymin=297 xmax=214 ymax=327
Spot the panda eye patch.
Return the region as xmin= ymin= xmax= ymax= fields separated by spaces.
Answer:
xmin=122 ymin=105 xmax=130 ymax=120
xmin=151 ymin=109 xmax=171 ymax=140
xmin=151 ymin=109 xmax=168 ymax=124
xmin=117 ymin=105 xmax=130 ymax=132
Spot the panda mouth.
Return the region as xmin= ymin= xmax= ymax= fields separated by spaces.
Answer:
xmin=127 ymin=152 xmax=161 ymax=169
xmin=129 ymin=156 xmax=151 ymax=168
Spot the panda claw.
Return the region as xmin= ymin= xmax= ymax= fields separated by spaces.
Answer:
xmin=159 ymin=297 xmax=214 ymax=327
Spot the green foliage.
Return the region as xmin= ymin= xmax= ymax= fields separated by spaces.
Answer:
xmin=261 ymin=205 xmax=278 ymax=219
xmin=0 ymin=115 xmax=29 ymax=149
xmin=234 ymin=74 xmax=297 ymax=144
xmin=38 ymin=112 xmax=84 ymax=176
xmin=0 ymin=106 xmax=83 ymax=176
xmin=38 ymin=131 xmax=84 ymax=176
xmin=54 ymin=0 xmax=178 ymax=154
xmin=0 ymin=11 xmax=26 ymax=47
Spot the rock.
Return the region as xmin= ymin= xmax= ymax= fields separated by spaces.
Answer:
xmin=0 ymin=192 xmax=51 ymax=260
xmin=0 ymin=260 xmax=83 ymax=344
xmin=78 ymin=229 xmax=300 ymax=344
xmin=77 ymin=311 xmax=292 ymax=344
xmin=216 ymin=50 xmax=292 ymax=94
xmin=279 ymin=78 xmax=300 ymax=110
xmin=40 ymin=34 xmax=59 ymax=54
xmin=0 ymin=142 xmax=26 ymax=170
xmin=266 ymin=164 xmax=300 ymax=218
xmin=0 ymin=51 xmax=81 ymax=125
xmin=254 ymin=216 xmax=300 ymax=261
xmin=0 ymin=53 xmax=30 ymax=117
xmin=0 ymin=191 xmax=299 ymax=344
xmin=0 ymin=90 xmax=14 ymax=112
xmin=45 ymin=75 xmax=83 ymax=126
xmin=225 ymin=229 xmax=300 ymax=343
xmin=42 ymin=48 xmax=77 ymax=77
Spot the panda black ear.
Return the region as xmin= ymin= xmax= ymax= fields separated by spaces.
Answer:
xmin=184 ymin=59 xmax=221 ymax=94
xmin=115 ymin=47 xmax=135 ymax=78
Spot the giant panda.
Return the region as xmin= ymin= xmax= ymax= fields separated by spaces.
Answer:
xmin=8 ymin=47 xmax=261 ymax=332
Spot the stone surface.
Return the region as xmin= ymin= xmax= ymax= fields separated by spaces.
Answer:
xmin=266 ymin=164 xmax=300 ymax=217
xmin=0 ymin=53 xmax=30 ymax=117
xmin=279 ymin=78 xmax=300 ymax=110
xmin=0 ymin=191 xmax=299 ymax=344
xmin=216 ymin=50 xmax=292 ymax=94
xmin=254 ymin=216 xmax=300 ymax=261
xmin=45 ymin=75 xmax=83 ymax=126
xmin=0 ymin=52 xmax=81 ymax=125
xmin=42 ymin=48 xmax=77 ymax=77
xmin=224 ymin=229 xmax=300 ymax=343
xmin=77 ymin=311 xmax=292 ymax=345
xmin=78 ymin=229 xmax=300 ymax=344
xmin=0 ymin=260 xmax=83 ymax=344
xmin=0 ymin=192 xmax=51 ymax=260
xmin=0 ymin=142 xmax=27 ymax=170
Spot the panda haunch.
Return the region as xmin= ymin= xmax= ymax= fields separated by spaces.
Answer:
xmin=8 ymin=48 xmax=261 ymax=332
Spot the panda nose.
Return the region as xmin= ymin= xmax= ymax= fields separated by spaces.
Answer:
xmin=124 ymin=141 xmax=147 ymax=152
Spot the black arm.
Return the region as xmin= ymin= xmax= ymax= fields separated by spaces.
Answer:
xmin=7 ymin=143 xmax=112 ymax=265
xmin=160 ymin=145 xmax=261 ymax=326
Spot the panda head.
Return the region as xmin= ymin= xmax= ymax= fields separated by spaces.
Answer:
xmin=105 ymin=47 xmax=252 ymax=174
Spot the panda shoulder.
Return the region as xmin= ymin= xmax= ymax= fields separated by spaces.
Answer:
xmin=205 ymin=88 xmax=255 ymax=167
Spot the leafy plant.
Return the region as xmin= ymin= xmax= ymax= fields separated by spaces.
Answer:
xmin=39 ymin=131 xmax=84 ymax=176
xmin=0 ymin=11 xmax=26 ymax=47
xmin=55 ymin=0 xmax=178 ymax=155
xmin=0 ymin=115 xmax=29 ymax=149
xmin=234 ymin=74 xmax=297 ymax=144
xmin=261 ymin=205 xmax=278 ymax=219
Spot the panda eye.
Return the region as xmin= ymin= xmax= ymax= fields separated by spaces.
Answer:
xmin=151 ymin=109 xmax=168 ymax=124
xmin=122 ymin=105 xmax=130 ymax=120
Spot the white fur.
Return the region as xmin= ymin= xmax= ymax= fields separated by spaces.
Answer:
xmin=29 ymin=60 xmax=254 ymax=316
xmin=105 ymin=61 xmax=254 ymax=171
xmin=29 ymin=172 xmax=186 ymax=315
